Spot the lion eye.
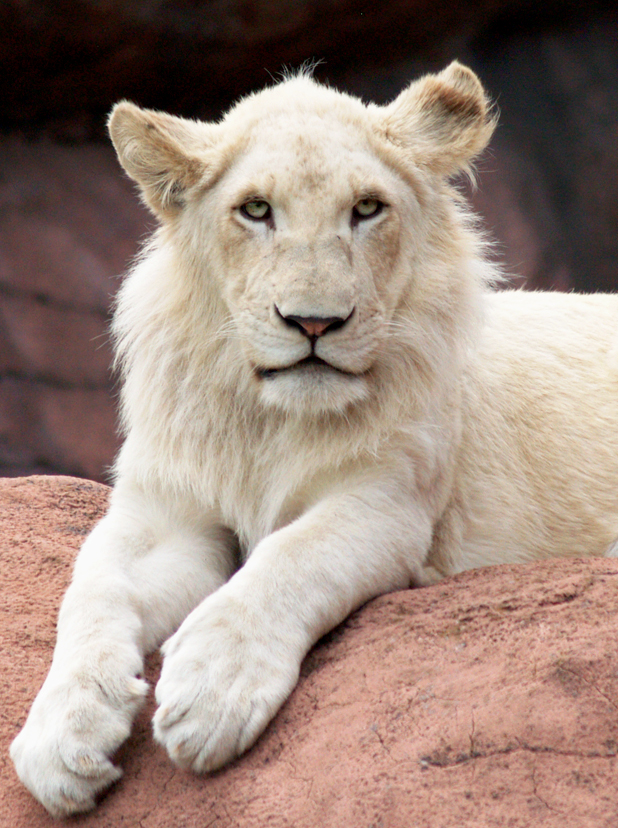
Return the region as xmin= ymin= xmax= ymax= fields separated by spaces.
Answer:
xmin=241 ymin=200 xmax=271 ymax=220
xmin=353 ymin=198 xmax=383 ymax=220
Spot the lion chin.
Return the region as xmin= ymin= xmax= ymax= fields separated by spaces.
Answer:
xmin=255 ymin=356 xmax=370 ymax=415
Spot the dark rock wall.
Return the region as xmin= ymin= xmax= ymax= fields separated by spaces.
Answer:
xmin=0 ymin=138 xmax=147 ymax=478
xmin=469 ymin=12 xmax=618 ymax=292
xmin=1 ymin=1 xmax=618 ymax=480
xmin=0 ymin=0 xmax=553 ymax=135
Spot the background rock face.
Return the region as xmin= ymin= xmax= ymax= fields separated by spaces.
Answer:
xmin=0 ymin=138 xmax=148 ymax=478
xmin=1 ymin=1 xmax=618 ymax=479
xmin=0 ymin=0 xmax=567 ymax=132
xmin=3 ymin=476 xmax=618 ymax=827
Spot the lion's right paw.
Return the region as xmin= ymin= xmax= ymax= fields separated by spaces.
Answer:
xmin=10 ymin=728 xmax=123 ymax=817
xmin=10 ymin=672 xmax=147 ymax=817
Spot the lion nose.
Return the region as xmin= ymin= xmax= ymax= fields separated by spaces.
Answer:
xmin=276 ymin=307 xmax=354 ymax=339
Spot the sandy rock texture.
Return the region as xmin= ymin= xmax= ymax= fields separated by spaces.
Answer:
xmin=3 ymin=475 xmax=618 ymax=827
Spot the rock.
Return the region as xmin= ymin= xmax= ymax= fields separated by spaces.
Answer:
xmin=0 ymin=137 xmax=148 ymax=479
xmin=0 ymin=0 xmax=529 ymax=132
xmin=468 ymin=12 xmax=618 ymax=294
xmin=3 ymin=475 xmax=618 ymax=827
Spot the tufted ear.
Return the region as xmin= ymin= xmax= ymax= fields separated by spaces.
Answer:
xmin=108 ymin=102 xmax=222 ymax=217
xmin=379 ymin=61 xmax=496 ymax=178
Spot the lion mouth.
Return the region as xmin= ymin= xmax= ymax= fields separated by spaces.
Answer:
xmin=255 ymin=354 xmax=355 ymax=380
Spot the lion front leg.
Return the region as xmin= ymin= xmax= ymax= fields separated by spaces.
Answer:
xmin=10 ymin=482 xmax=234 ymax=818
xmin=153 ymin=481 xmax=432 ymax=772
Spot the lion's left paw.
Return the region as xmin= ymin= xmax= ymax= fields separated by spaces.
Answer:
xmin=152 ymin=593 xmax=301 ymax=772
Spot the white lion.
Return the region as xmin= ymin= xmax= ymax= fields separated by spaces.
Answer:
xmin=11 ymin=62 xmax=618 ymax=816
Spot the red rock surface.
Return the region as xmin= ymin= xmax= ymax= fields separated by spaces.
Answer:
xmin=3 ymin=475 xmax=618 ymax=826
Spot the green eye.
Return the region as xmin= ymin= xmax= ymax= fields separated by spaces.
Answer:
xmin=241 ymin=200 xmax=271 ymax=220
xmin=354 ymin=198 xmax=382 ymax=219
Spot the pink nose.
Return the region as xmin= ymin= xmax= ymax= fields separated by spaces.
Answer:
xmin=277 ymin=307 xmax=354 ymax=340
xmin=287 ymin=316 xmax=340 ymax=337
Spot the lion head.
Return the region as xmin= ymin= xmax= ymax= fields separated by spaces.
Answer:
xmin=109 ymin=63 xmax=495 ymax=420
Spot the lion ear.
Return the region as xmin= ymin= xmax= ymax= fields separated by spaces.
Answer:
xmin=108 ymin=102 xmax=220 ymax=216
xmin=379 ymin=61 xmax=496 ymax=178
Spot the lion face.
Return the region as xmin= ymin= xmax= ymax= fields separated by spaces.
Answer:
xmin=196 ymin=118 xmax=412 ymax=414
xmin=109 ymin=63 xmax=495 ymax=416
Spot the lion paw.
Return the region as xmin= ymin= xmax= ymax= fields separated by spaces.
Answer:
xmin=153 ymin=594 xmax=300 ymax=773
xmin=10 ymin=671 xmax=147 ymax=817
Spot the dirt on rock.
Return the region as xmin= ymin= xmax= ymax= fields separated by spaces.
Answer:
xmin=2 ymin=475 xmax=618 ymax=827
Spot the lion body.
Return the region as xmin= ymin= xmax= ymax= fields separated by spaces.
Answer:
xmin=11 ymin=63 xmax=618 ymax=817
xmin=439 ymin=290 xmax=618 ymax=573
